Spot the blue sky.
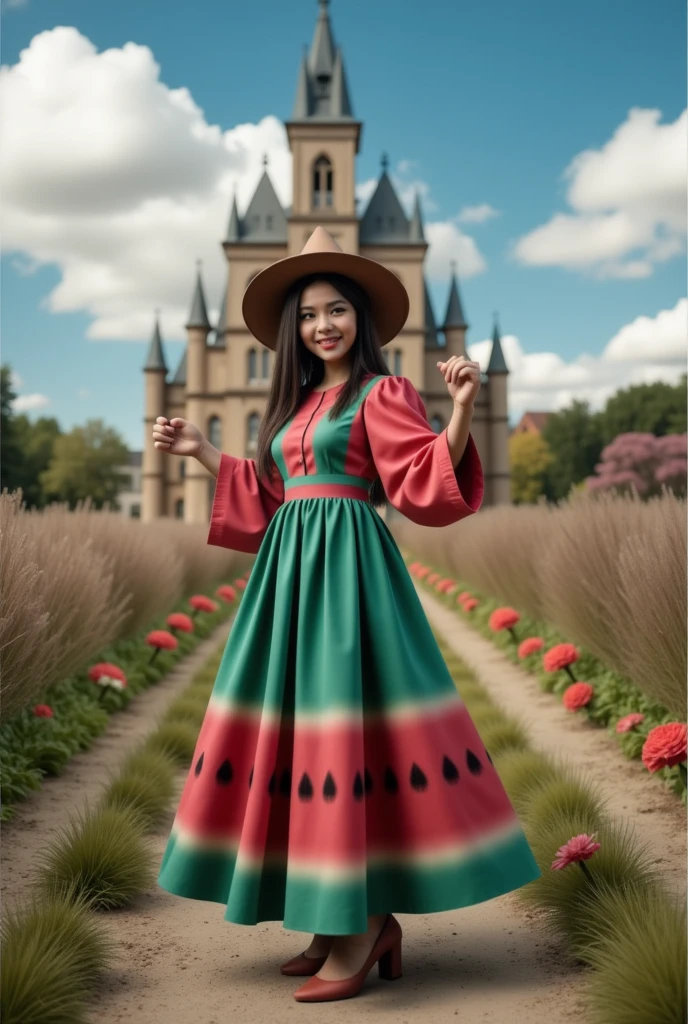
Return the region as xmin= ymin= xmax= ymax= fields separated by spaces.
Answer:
xmin=2 ymin=0 xmax=685 ymax=451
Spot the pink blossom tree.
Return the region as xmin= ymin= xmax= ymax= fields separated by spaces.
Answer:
xmin=585 ymin=432 xmax=686 ymax=498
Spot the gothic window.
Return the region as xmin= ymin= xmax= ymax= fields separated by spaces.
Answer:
xmin=208 ymin=416 xmax=222 ymax=450
xmin=393 ymin=349 xmax=402 ymax=375
xmin=175 ymin=498 xmax=184 ymax=519
xmin=248 ymin=348 xmax=258 ymax=383
xmin=261 ymin=348 xmax=270 ymax=380
xmin=430 ymin=414 xmax=443 ymax=434
xmin=312 ymin=155 xmax=333 ymax=209
xmin=246 ymin=412 xmax=260 ymax=455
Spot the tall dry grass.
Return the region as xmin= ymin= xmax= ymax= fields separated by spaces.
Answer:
xmin=0 ymin=489 xmax=242 ymax=722
xmin=392 ymin=488 xmax=686 ymax=718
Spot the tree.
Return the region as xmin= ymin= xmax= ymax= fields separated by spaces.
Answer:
xmin=541 ymin=399 xmax=605 ymax=502
xmin=0 ymin=364 xmax=24 ymax=495
xmin=586 ymin=432 xmax=687 ymax=498
xmin=39 ymin=419 xmax=131 ymax=509
xmin=596 ymin=374 xmax=687 ymax=442
xmin=509 ymin=431 xmax=553 ymax=503
xmin=11 ymin=413 xmax=62 ymax=510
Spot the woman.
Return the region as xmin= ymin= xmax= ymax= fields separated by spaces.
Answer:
xmin=152 ymin=227 xmax=540 ymax=1004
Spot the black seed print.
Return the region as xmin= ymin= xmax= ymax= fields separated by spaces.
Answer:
xmin=323 ymin=772 xmax=337 ymax=801
xmin=410 ymin=763 xmax=428 ymax=791
xmin=279 ymin=768 xmax=292 ymax=796
xmin=216 ymin=759 xmax=233 ymax=784
xmin=248 ymin=765 xmax=254 ymax=788
xmin=194 ymin=752 xmax=204 ymax=776
xmin=298 ymin=772 xmax=313 ymax=801
xmin=466 ymin=750 xmax=482 ymax=775
xmin=442 ymin=755 xmax=459 ymax=783
xmin=353 ymin=771 xmax=364 ymax=800
xmin=364 ymin=768 xmax=374 ymax=795
xmin=486 ymin=750 xmax=493 ymax=765
xmin=268 ymin=770 xmax=276 ymax=795
xmin=383 ymin=767 xmax=399 ymax=794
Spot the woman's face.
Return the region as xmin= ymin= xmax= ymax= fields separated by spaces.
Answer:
xmin=298 ymin=281 xmax=357 ymax=366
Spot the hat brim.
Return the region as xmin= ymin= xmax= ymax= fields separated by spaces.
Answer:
xmin=242 ymin=250 xmax=410 ymax=350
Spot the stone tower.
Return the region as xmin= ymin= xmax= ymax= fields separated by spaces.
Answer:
xmin=141 ymin=0 xmax=511 ymax=523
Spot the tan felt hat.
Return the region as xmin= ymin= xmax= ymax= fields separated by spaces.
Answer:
xmin=241 ymin=226 xmax=410 ymax=350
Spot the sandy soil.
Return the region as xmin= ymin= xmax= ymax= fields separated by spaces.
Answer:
xmin=3 ymin=588 xmax=684 ymax=1022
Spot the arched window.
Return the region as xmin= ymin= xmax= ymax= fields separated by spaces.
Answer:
xmin=312 ymin=155 xmax=333 ymax=209
xmin=430 ymin=414 xmax=443 ymax=434
xmin=393 ymin=349 xmax=402 ymax=375
xmin=248 ymin=348 xmax=258 ymax=383
xmin=208 ymin=416 xmax=222 ymax=450
xmin=246 ymin=412 xmax=260 ymax=455
xmin=175 ymin=498 xmax=184 ymax=519
xmin=261 ymin=348 xmax=270 ymax=380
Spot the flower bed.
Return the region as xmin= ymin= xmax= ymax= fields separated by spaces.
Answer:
xmin=0 ymin=575 xmax=249 ymax=821
xmin=405 ymin=557 xmax=687 ymax=805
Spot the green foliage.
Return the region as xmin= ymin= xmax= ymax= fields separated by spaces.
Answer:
xmin=38 ymin=418 xmax=131 ymax=510
xmin=509 ymin=431 xmax=554 ymax=503
xmin=597 ymin=374 xmax=687 ymax=441
xmin=98 ymin=773 xmax=173 ymax=826
xmin=479 ymin=718 xmax=530 ymax=756
xmin=541 ymin=399 xmax=606 ymax=501
xmin=142 ymin=720 xmax=199 ymax=765
xmin=35 ymin=803 xmax=155 ymax=910
xmin=492 ymin=747 xmax=562 ymax=816
xmin=526 ymin=773 xmax=607 ymax=833
xmin=163 ymin=697 xmax=209 ymax=728
xmin=0 ymin=364 xmax=26 ymax=499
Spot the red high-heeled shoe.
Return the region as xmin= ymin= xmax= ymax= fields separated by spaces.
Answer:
xmin=292 ymin=914 xmax=402 ymax=1002
xmin=280 ymin=951 xmax=328 ymax=976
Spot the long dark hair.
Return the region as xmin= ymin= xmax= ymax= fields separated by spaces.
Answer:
xmin=255 ymin=271 xmax=391 ymax=508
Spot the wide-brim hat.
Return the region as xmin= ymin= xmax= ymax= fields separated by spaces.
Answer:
xmin=242 ymin=226 xmax=410 ymax=350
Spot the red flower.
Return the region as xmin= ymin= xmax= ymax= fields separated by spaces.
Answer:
xmin=615 ymin=712 xmax=645 ymax=734
xmin=416 ymin=567 xmax=430 ymax=579
xmin=189 ymin=594 xmax=218 ymax=613
xmin=518 ymin=637 xmax=544 ymax=658
xmin=408 ymin=562 xmax=421 ymax=574
xmin=88 ymin=662 xmax=127 ymax=689
xmin=427 ymin=573 xmax=440 ymax=585
xmin=551 ymin=833 xmax=601 ymax=870
xmin=562 ymin=682 xmax=594 ymax=710
xmin=543 ymin=643 xmax=579 ymax=673
xmin=243 ymin=569 xmax=251 ymax=579
xmin=489 ymin=607 xmax=520 ymax=632
xmin=216 ymin=585 xmax=236 ymax=603
xmin=33 ymin=704 xmax=54 ymax=718
xmin=641 ymin=723 xmax=687 ymax=773
xmin=458 ymin=591 xmax=472 ymax=603
xmin=146 ymin=629 xmax=178 ymax=651
xmin=167 ymin=612 xmax=194 ymax=632
xmin=463 ymin=598 xmax=479 ymax=612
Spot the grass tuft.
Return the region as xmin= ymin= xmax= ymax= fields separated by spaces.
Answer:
xmin=492 ymin=747 xmax=563 ymax=816
xmin=479 ymin=717 xmax=530 ymax=756
xmin=142 ymin=720 xmax=199 ymax=765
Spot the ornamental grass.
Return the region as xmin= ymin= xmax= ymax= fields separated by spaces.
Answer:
xmin=491 ymin=747 xmax=563 ymax=816
xmin=34 ymin=803 xmax=155 ymax=910
xmin=98 ymin=772 xmax=174 ymax=827
xmin=0 ymin=886 xmax=116 ymax=1024
xmin=142 ymin=719 xmax=200 ymax=765
xmin=162 ymin=696 xmax=209 ymax=729
xmin=478 ymin=718 xmax=530 ymax=757
xmin=525 ymin=772 xmax=608 ymax=833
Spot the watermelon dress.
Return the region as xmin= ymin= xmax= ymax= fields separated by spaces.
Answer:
xmin=157 ymin=373 xmax=541 ymax=935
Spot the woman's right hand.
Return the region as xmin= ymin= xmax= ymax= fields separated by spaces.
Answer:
xmin=152 ymin=416 xmax=205 ymax=458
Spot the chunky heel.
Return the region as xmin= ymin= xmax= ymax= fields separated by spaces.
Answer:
xmin=377 ymin=937 xmax=402 ymax=980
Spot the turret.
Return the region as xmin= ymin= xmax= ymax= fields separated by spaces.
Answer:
xmin=441 ymin=262 xmax=468 ymax=359
xmin=142 ymin=312 xmax=168 ymax=522
xmin=184 ymin=263 xmax=212 ymax=524
xmin=486 ymin=314 xmax=511 ymax=505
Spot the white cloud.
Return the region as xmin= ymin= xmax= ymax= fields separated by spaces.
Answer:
xmin=424 ymin=220 xmax=486 ymax=279
xmin=466 ymin=298 xmax=686 ymax=423
xmin=457 ymin=204 xmax=500 ymax=224
xmin=1 ymin=0 xmax=28 ymax=9
xmin=0 ymin=27 xmax=293 ymax=342
xmin=513 ymin=107 xmax=687 ymax=279
xmin=12 ymin=393 xmax=51 ymax=412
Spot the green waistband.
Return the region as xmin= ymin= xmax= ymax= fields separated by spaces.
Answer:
xmin=284 ymin=474 xmax=373 ymax=490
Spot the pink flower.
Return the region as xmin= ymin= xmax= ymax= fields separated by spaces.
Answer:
xmin=189 ymin=594 xmax=218 ymax=613
xmin=462 ymin=598 xmax=479 ymax=612
xmin=88 ymin=662 xmax=127 ymax=689
xmin=215 ymin=585 xmax=236 ymax=603
xmin=427 ymin=573 xmax=440 ymax=585
xmin=641 ymin=723 xmax=687 ymax=773
xmin=518 ymin=637 xmax=544 ymax=659
xmin=33 ymin=704 xmax=54 ymax=718
xmin=489 ymin=607 xmax=520 ymax=632
xmin=543 ymin=643 xmax=579 ymax=673
xmin=235 ymin=578 xmax=247 ymax=590
xmin=458 ymin=591 xmax=472 ymax=603
xmin=562 ymin=682 xmax=594 ymax=710
xmin=167 ymin=612 xmax=194 ymax=633
xmin=551 ymin=833 xmax=601 ymax=870
xmin=615 ymin=712 xmax=645 ymax=734
xmin=145 ymin=629 xmax=178 ymax=651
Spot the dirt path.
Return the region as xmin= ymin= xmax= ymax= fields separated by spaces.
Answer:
xmin=4 ymin=588 xmax=684 ymax=1022
xmin=2 ymin=615 xmax=234 ymax=916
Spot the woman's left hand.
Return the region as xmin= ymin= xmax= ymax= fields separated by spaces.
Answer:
xmin=436 ymin=355 xmax=481 ymax=410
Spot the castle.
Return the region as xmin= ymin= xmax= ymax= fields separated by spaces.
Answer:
xmin=142 ymin=0 xmax=510 ymax=526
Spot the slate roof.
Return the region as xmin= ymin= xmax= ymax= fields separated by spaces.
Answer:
xmin=143 ymin=314 xmax=167 ymax=373
xmin=291 ymin=0 xmax=355 ymax=121
xmin=186 ymin=266 xmax=211 ymax=329
xmin=224 ymin=169 xmax=288 ymax=245
xmin=487 ymin=318 xmax=509 ymax=374
xmin=443 ymin=267 xmax=468 ymax=329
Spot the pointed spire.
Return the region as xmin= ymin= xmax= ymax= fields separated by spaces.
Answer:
xmin=443 ymin=262 xmax=468 ymax=329
xmin=143 ymin=310 xmax=167 ymax=372
xmin=423 ymin=279 xmax=440 ymax=349
xmin=360 ymin=156 xmax=412 ymax=244
xmin=225 ymin=190 xmax=241 ymax=242
xmin=241 ymin=169 xmax=288 ymax=241
xmin=213 ymin=279 xmax=228 ymax=346
xmin=487 ymin=312 xmax=509 ymax=374
xmin=310 ymin=0 xmax=336 ymax=80
xmin=185 ymin=262 xmax=211 ymax=330
xmin=171 ymin=347 xmax=187 ymax=385
xmin=292 ymin=48 xmax=312 ymax=119
xmin=330 ymin=47 xmax=353 ymax=117
xmin=290 ymin=0 xmax=355 ymax=121
xmin=409 ymin=191 xmax=425 ymax=242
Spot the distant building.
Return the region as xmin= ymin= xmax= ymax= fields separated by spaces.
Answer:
xmin=114 ymin=450 xmax=143 ymax=518
xmin=142 ymin=0 xmax=511 ymax=525
xmin=511 ymin=411 xmax=552 ymax=438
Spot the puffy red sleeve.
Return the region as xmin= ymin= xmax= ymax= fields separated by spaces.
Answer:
xmin=363 ymin=375 xmax=484 ymax=525
xmin=207 ymin=453 xmax=285 ymax=554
